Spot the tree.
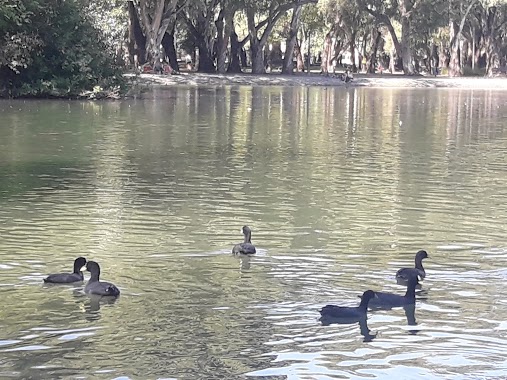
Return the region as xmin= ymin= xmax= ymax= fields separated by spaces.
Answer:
xmin=358 ymin=0 xmax=404 ymax=71
xmin=128 ymin=0 xmax=147 ymax=65
xmin=244 ymin=0 xmax=318 ymax=74
xmin=181 ymin=0 xmax=219 ymax=72
xmin=216 ymin=1 xmax=239 ymax=73
xmin=132 ymin=0 xmax=186 ymax=64
xmin=299 ymin=3 xmax=325 ymax=72
xmin=282 ymin=6 xmax=303 ymax=73
xmin=448 ymin=0 xmax=478 ymax=76
xmin=477 ymin=1 xmax=507 ymax=76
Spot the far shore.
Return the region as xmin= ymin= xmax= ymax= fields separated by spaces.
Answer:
xmin=130 ymin=71 xmax=507 ymax=90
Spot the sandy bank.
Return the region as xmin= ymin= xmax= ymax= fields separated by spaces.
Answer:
xmin=129 ymin=72 xmax=507 ymax=90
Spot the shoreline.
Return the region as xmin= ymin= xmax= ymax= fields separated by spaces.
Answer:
xmin=131 ymin=72 xmax=507 ymax=90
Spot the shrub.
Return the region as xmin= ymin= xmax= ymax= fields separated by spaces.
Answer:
xmin=0 ymin=0 xmax=125 ymax=98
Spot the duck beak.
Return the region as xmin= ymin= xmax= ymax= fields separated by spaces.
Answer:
xmin=80 ymin=265 xmax=87 ymax=272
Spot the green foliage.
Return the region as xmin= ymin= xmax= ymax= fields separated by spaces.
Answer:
xmin=0 ymin=0 xmax=125 ymax=98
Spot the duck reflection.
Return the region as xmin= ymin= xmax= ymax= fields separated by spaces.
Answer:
xmin=403 ymin=303 xmax=420 ymax=335
xmin=73 ymin=291 xmax=118 ymax=321
xmin=237 ymin=254 xmax=252 ymax=270
xmin=320 ymin=315 xmax=376 ymax=342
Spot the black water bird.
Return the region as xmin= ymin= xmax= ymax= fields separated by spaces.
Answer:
xmin=366 ymin=274 xmax=419 ymax=310
xmin=83 ymin=261 xmax=120 ymax=297
xmin=319 ymin=290 xmax=377 ymax=324
xmin=43 ymin=257 xmax=87 ymax=284
xmin=396 ymin=250 xmax=428 ymax=285
xmin=232 ymin=226 xmax=256 ymax=255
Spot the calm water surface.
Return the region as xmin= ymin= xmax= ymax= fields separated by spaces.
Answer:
xmin=1 ymin=86 xmax=507 ymax=379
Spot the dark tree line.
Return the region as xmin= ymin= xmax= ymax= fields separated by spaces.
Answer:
xmin=1 ymin=0 xmax=506 ymax=97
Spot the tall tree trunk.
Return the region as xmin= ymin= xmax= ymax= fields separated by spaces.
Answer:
xmin=197 ymin=41 xmax=216 ymax=73
xmin=250 ymin=42 xmax=265 ymax=74
xmin=282 ymin=6 xmax=302 ymax=74
xmin=136 ymin=0 xmax=178 ymax=64
xmin=349 ymin=33 xmax=357 ymax=72
xmin=430 ymin=43 xmax=439 ymax=75
xmin=227 ymin=30 xmax=242 ymax=73
xmin=247 ymin=7 xmax=266 ymax=74
xmin=245 ymin=1 xmax=317 ymax=74
xmin=321 ymin=30 xmax=333 ymax=74
xmin=161 ymin=28 xmax=178 ymax=72
xmin=483 ymin=6 xmax=499 ymax=76
xmin=367 ymin=30 xmax=382 ymax=73
xmin=216 ymin=9 xmax=235 ymax=74
xmin=182 ymin=7 xmax=217 ymax=73
xmin=449 ymin=0 xmax=477 ymax=77
xmin=400 ymin=16 xmax=415 ymax=74
xmin=128 ymin=1 xmax=146 ymax=65
xmin=471 ymin=25 xmax=480 ymax=69
xmin=448 ymin=19 xmax=461 ymax=76
xmin=360 ymin=31 xmax=369 ymax=71
xmin=295 ymin=39 xmax=304 ymax=72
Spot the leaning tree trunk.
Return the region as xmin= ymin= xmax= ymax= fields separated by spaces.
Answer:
xmin=161 ymin=29 xmax=179 ymax=72
xmin=282 ymin=6 xmax=302 ymax=74
xmin=361 ymin=7 xmax=403 ymax=69
xmin=449 ymin=0 xmax=478 ymax=77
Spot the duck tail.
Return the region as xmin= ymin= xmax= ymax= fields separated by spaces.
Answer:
xmin=106 ymin=285 xmax=120 ymax=296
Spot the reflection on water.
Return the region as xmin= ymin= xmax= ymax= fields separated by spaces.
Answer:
xmin=1 ymin=86 xmax=507 ymax=379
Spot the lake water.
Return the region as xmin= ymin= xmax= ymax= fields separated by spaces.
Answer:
xmin=1 ymin=85 xmax=507 ymax=379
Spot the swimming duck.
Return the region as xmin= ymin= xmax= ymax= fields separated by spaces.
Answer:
xmin=232 ymin=226 xmax=256 ymax=255
xmin=43 ymin=257 xmax=87 ymax=283
xmin=319 ymin=290 xmax=377 ymax=323
xmin=396 ymin=250 xmax=428 ymax=284
xmin=83 ymin=261 xmax=120 ymax=297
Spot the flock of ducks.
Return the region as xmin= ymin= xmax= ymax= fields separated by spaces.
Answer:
xmin=44 ymin=258 xmax=120 ymax=297
xmin=320 ymin=249 xmax=428 ymax=326
xmin=43 ymin=225 xmax=429 ymax=329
